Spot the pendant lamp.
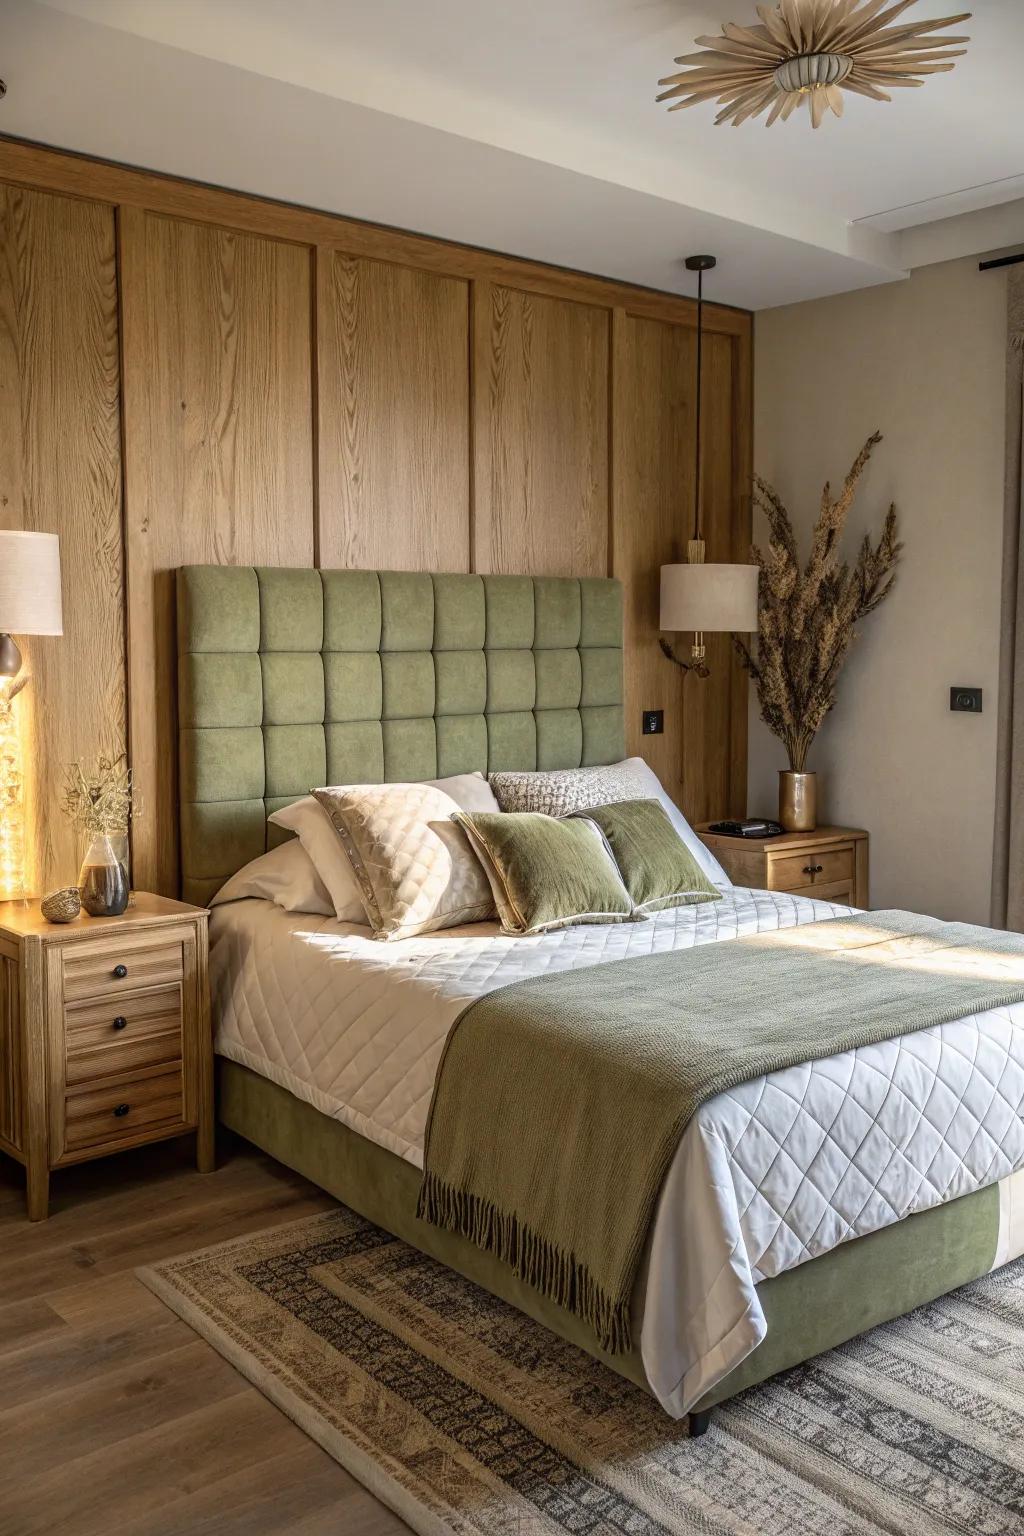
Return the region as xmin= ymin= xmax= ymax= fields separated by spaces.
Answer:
xmin=660 ymin=255 xmax=758 ymax=680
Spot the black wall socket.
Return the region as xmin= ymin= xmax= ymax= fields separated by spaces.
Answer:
xmin=642 ymin=709 xmax=664 ymax=736
xmin=950 ymin=687 xmax=983 ymax=714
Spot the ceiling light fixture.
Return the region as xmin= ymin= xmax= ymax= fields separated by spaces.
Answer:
xmin=658 ymin=0 xmax=971 ymax=130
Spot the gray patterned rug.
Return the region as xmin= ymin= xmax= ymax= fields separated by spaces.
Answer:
xmin=139 ymin=1207 xmax=1024 ymax=1535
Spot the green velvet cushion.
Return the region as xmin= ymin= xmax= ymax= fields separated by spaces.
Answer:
xmin=455 ymin=810 xmax=635 ymax=936
xmin=574 ymin=800 xmax=721 ymax=915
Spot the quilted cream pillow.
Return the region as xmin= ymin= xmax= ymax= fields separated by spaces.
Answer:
xmin=312 ymin=783 xmax=495 ymax=940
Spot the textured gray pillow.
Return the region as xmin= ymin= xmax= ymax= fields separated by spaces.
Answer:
xmin=489 ymin=762 xmax=648 ymax=816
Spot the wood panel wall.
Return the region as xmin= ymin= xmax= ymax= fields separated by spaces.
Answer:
xmin=318 ymin=253 xmax=470 ymax=572
xmin=0 ymin=138 xmax=751 ymax=899
xmin=119 ymin=209 xmax=315 ymax=894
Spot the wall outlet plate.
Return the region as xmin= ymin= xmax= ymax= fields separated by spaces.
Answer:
xmin=950 ymin=687 xmax=983 ymax=714
xmin=642 ymin=709 xmax=664 ymax=736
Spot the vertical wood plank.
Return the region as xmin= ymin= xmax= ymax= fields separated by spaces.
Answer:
xmin=613 ymin=313 xmax=748 ymax=822
xmin=612 ymin=312 xmax=695 ymax=808
xmin=475 ymin=285 xmax=609 ymax=577
xmin=120 ymin=209 xmax=314 ymax=895
xmin=317 ymin=252 xmax=470 ymax=571
xmin=0 ymin=183 xmax=124 ymax=895
xmin=729 ymin=324 xmax=753 ymax=817
xmin=681 ymin=330 xmax=744 ymax=823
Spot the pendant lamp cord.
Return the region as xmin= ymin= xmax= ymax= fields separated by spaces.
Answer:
xmin=694 ymin=264 xmax=703 ymax=545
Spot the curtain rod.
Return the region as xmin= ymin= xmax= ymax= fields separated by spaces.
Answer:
xmin=980 ymin=253 xmax=1024 ymax=272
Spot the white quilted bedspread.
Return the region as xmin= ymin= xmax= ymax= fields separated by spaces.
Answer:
xmin=210 ymin=889 xmax=1024 ymax=1415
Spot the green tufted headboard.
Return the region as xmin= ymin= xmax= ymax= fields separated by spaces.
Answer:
xmin=176 ymin=567 xmax=625 ymax=905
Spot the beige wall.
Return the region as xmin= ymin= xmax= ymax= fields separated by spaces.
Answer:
xmin=751 ymin=255 xmax=1009 ymax=922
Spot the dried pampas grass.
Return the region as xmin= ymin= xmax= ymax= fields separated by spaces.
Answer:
xmin=736 ymin=432 xmax=902 ymax=773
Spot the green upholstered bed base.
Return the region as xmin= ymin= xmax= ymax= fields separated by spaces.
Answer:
xmin=177 ymin=567 xmax=625 ymax=905
xmin=218 ymin=1058 xmax=1000 ymax=1414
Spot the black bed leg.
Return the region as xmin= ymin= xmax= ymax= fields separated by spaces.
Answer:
xmin=688 ymin=1410 xmax=712 ymax=1438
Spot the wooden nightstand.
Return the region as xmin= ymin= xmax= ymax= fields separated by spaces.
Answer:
xmin=0 ymin=893 xmax=212 ymax=1220
xmin=696 ymin=825 xmax=869 ymax=909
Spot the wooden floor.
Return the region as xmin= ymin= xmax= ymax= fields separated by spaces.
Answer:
xmin=0 ymin=1137 xmax=410 ymax=1536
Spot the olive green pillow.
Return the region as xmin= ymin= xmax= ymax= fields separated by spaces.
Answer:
xmin=453 ymin=811 xmax=635 ymax=937
xmin=573 ymin=799 xmax=721 ymax=914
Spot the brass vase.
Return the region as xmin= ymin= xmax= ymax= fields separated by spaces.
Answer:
xmin=779 ymin=771 xmax=817 ymax=833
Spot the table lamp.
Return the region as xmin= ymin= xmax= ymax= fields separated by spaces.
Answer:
xmin=0 ymin=531 xmax=63 ymax=899
xmin=0 ymin=531 xmax=63 ymax=677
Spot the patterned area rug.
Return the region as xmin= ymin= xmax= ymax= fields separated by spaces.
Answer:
xmin=139 ymin=1207 xmax=1024 ymax=1536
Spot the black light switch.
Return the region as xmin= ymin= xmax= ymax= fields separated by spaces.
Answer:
xmin=950 ymin=687 xmax=983 ymax=714
xmin=642 ymin=709 xmax=664 ymax=735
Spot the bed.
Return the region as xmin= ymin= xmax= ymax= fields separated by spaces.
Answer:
xmin=178 ymin=563 xmax=1024 ymax=1433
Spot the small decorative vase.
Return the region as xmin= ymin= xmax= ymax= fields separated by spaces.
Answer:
xmin=78 ymin=834 xmax=129 ymax=917
xmin=779 ymin=770 xmax=817 ymax=833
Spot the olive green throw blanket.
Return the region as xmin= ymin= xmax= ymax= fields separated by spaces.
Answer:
xmin=419 ymin=909 xmax=1024 ymax=1354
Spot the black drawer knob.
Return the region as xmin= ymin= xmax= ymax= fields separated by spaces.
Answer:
xmin=112 ymin=964 xmax=128 ymax=979
xmin=112 ymin=1103 xmax=130 ymax=1118
xmin=112 ymin=1016 xmax=127 ymax=1031
xmin=802 ymin=864 xmax=824 ymax=876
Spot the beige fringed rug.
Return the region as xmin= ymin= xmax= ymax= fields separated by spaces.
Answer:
xmin=139 ymin=1207 xmax=1024 ymax=1536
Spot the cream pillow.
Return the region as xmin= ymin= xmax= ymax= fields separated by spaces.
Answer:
xmin=210 ymin=840 xmax=336 ymax=918
xmin=312 ymin=782 xmax=495 ymax=940
xmin=270 ymin=772 xmax=501 ymax=924
xmin=268 ymin=798 xmax=368 ymax=923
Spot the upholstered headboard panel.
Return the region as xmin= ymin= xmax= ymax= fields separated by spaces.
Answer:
xmin=176 ymin=567 xmax=625 ymax=905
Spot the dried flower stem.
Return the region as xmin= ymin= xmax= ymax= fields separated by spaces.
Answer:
xmin=61 ymin=753 xmax=134 ymax=838
xmin=735 ymin=433 xmax=902 ymax=772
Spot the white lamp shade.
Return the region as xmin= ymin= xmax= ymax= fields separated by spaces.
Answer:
xmin=660 ymin=561 xmax=758 ymax=634
xmin=0 ymin=531 xmax=63 ymax=635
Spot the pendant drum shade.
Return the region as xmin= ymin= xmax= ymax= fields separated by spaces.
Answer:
xmin=0 ymin=532 xmax=63 ymax=635
xmin=660 ymin=561 xmax=758 ymax=635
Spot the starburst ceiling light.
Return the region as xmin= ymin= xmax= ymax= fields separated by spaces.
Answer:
xmin=657 ymin=0 xmax=971 ymax=129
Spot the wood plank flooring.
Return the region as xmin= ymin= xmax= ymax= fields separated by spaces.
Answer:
xmin=0 ymin=1137 xmax=410 ymax=1536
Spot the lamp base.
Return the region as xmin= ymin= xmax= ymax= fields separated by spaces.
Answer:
xmin=0 ymin=634 xmax=22 ymax=678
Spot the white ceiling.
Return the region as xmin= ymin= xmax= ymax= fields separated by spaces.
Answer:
xmin=2 ymin=0 xmax=1022 ymax=308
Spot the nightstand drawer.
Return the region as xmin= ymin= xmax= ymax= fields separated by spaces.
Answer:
xmin=65 ymin=985 xmax=183 ymax=1086
xmin=768 ymin=846 xmax=854 ymax=892
xmin=63 ymin=1066 xmax=186 ymax=1154
xmin=63 ymin=933 xmax=185 ymax=1003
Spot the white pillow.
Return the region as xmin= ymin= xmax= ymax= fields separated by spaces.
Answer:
xmin=268 ymin=799 xmax=370 ymax=923
xmin=426 ymin=771 xmax=501 ymax=814
xmin=270 ymin=772 xmax=502 ymax=923
xmin=487 ymin=757 xmax=732 ymax=891
xmin=210 ymin=839 xmax=336 ymax=917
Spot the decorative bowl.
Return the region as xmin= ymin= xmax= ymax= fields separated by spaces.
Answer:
xmin=40 ymin=886 xmax=82 ymax=924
